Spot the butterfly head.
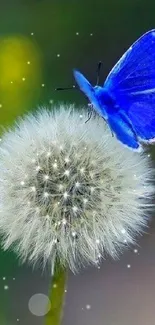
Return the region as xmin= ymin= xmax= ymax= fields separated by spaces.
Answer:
xmin=73 ymin=69 xmax=107 ymax=119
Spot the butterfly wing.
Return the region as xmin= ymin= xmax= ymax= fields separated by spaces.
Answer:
xmin=107 ymin=111 xmax=141 ymax=151
xmin=104 ymin=29 xmax=155 ymax=141
xmin=73 ymin=70 xmax=107 ymax=118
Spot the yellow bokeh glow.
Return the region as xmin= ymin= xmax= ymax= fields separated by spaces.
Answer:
xmin=0 ymin=35 xmax=42 ymax=125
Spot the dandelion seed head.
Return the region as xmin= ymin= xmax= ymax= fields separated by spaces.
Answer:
xmin=0 ymin=105 xmax=153 ymax=273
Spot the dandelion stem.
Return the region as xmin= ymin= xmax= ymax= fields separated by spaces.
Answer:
xmin=45 ymin=265 xmax=68 ymax=325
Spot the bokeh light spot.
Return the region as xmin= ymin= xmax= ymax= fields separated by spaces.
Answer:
xmin=28 ymin=293 xmax=51 ymax=316
xmin=0 ymin=35 xmax=42 ymax=125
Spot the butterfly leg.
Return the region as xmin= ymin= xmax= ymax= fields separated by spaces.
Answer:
xmin=85 ymin=103 xmax=94 ymax=123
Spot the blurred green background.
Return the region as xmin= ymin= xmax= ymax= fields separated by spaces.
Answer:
xmin=0 ymin=0 xmax=155 ymax=323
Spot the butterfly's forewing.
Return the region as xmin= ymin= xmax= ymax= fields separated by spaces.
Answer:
xmin=104 ymin=30 xmax=155 ymax=92
xmin=73 ymin=70 xmax=106 ymax=118
xmin=104 ymin=30 xmax=155 ymax=141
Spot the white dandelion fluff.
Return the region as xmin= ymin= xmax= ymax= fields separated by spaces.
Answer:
xmin=0 ymin=104 xmax=153 ymax=273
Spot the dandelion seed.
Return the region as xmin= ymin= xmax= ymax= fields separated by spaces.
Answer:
xmin=0 ymin=105 xmax=153 ymax=273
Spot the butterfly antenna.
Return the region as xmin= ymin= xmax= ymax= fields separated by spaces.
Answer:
xmin=96 ymin=61 xmax=102 ymax=85
xmin=55 ymin=85 xmax=77 ymax=91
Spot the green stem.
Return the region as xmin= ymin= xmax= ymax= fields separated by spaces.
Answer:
xmin=45 ymin=266 xmax=68 ymax=325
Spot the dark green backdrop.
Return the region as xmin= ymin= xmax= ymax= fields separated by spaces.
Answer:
xmin=0 ymin=1 xmax=155 ymax=324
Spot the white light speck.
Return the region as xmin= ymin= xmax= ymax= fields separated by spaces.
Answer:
xmin=27 ymin=61 xmax=30 ymax=64
xmin=134 ymin=249 xmax=138 ymax=253
xmin=58 ymin=184 xmax=64 ymax=191
xmin=75 ymin=181 xmax=80 ymax=188
xmin=96 ymin=239 xmax=100 ymax=244
xmin=0 ymin=104 xmax=2 ymax=108
xmin=64 ymin=170 xmax=70 ymax=176
xmin=86 ymin=304 xmax=91 ymax=310
xmin=72 ymin=231 xmax=77 ymax=237
xmin=64 ymin=157 xmax=70 ymax=163
xmin=121 ymin=228 xmax=126 ymax=234
xmin=148 ymin=154 xmax=151 ymax=157
xmin=17 ymin=319 xmax=20 ymax=322
xmin=80 ymin=167 xmax=85 ymax=174
xmin=31 ymin=32 xmax=34 ymax=35
xmin=62 ymin=218 xmax=67 ymax=225
xmin=53 ymin=283 xmax=57 ymax=288
xmin=31 ymin=186 xmax=36 ymax=192
xmin=90 ymin=33 xmax=93 ymax=36
xmin=79 ymin=114 xmax=83 ymax=119
xmin=45 ymin=214 xmax=50 ymax=220
xmin=44 ymin=192 xmax=49 ymax=198
xmin=22 ymin=77 xmax=26 ymax=81
xmin=72 ymin=206 xmax=78 ymax=213
xmin=13 ymin=278 xmax=15 ymax=280
xmin=65 ymin=289 xmax=67 ymax=293
xmin=127 ymin=264 xmax=131 ymax=268
xmin=4 ymin=285 xmax=9 ymax=290
xmin=57 ymin=54 xmax=60 ymax=57
xmin=36 ymin=166 xmax=41 ymax=171
xmin=76 ymin=32 xmax=79 ymax=35
xmin=3 ymin=277 xmax=6 ymax=280
xmin=10 ymin=81 xmax=13 ymax=84
xmin=90 ymin=186 xmax=95 ymax=193
xmin=83 ymin=198 xmax=88 ymax=204
xmin=20 ymin=181 xmax=25 ymax=186
xmin=42 ymin=84 xmax=45 ymax=87
xmin=44 ymin=174 xmax=49 ymax=180
xmin=63 ymin=191 xmax=69 ymax=199
xmin=47 ymin=151 xmax=51 ymax=157
xmin=49 ymin=99 xmax=53 ymax=104
xmin=53 ymin=163 xmax=58 ymax=169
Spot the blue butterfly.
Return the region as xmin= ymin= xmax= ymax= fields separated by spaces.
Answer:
xmin=73 ymin=30 xmax=155 ymax=151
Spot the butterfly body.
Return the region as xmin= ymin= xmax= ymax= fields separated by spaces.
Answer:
xmin=73 ymin=29 xmax=155 ymax=151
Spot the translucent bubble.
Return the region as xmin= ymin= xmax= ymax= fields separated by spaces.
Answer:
xmin=28 ymin=293 xmax=51 ymax=316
